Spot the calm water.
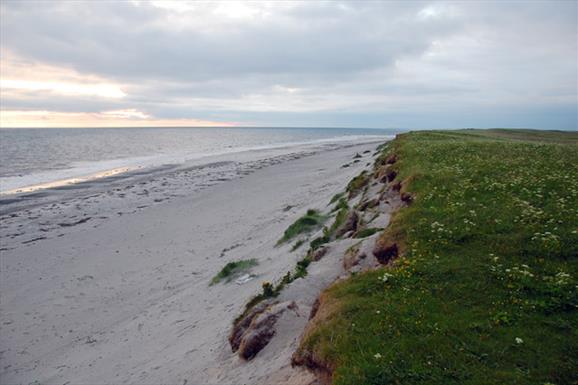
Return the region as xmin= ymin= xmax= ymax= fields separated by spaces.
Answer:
xmin=0 ymin=127 xmax=401 ymax=192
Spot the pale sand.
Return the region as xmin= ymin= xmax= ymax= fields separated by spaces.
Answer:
xmin=0 ymin=141 xmax=383 ymax=384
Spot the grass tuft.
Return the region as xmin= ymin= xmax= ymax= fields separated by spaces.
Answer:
xmin=310 ymin=235 xmax=330 ymax=251
xmin=346 ymin=170 xmax=369 ymax=197
xmin=331 ymin=196 xmax=349 ymax=213
xmin=277 ymin=209 xmax=326 ymax=245
xmin=354 ymin=227 xmax=383 ymax=238
xmin=290 ymin=239 xmax=305 ymax=252
xmin=210 ymin=258 xmax=258 ymax=285
xmin=329 ymin=192 xmax=345 ymax=204
xmin=295 ymin=257 xmax=312 ymax=279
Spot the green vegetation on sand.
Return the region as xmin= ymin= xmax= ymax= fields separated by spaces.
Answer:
xmin=346 ymin=170 xmax=369 ymax=197
xmin=210 ymin=258 xmax=258 ymax=285
xmin=277 ymin=209 xmax=326 ymax=245
xmin=290 ymin=239 xmax=305 ymax=252
xmin=354 ymin=227 xmax=383 ymax=238
xmin=296 ymin=129 xmax=578 ymax=385
xmin=329 ymin=192 xmax=345 ymax=205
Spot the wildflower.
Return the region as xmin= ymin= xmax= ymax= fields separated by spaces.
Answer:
xmin=374 ymin=353 xmax=382 ymax=359
xmin=380 ymin=273 xmax=393 ymax=282
xmin=376 ymin=310 xmax=381 ymax=314
xmin=555 ymin=271 xmax=571 ymax=285
xmin=515 ymin=337 xmax=524 ymax=344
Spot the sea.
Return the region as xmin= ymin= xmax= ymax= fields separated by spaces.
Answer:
xmin=0 ymin=127 xmax=402 ymax=194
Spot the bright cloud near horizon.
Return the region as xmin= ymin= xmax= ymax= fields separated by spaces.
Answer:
xmin=0 ymin=0 xmax=576 ymax=129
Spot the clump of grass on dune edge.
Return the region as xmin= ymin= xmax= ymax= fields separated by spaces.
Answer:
xmin=277 ymin=209 xmax=326 ymax=245
xmin=354 ymin=227 xmax=383 ymax=238
xmin=346 ymin=170 xmax=369 ymax=197
xmin=296 ymin=129 xmax=578 ymax=385
xmin=210 ymin=259 xmax=258 ymax=285
xmin=329 ymin=192 xmax=345 ymax=205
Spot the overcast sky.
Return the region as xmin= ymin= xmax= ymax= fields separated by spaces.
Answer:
xmin=0 ymin=0 xmax=576 ymax=129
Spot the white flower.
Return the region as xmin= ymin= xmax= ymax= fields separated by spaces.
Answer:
xmin=374 ymin=353 xmax=382 ymax=359
xmin=376 ymin=310 xmax=381 ymax=314
xmin=515 ymin=337 xmax=524 ymax=344
xmin=380 ymin=273 xmax=393 ymax=282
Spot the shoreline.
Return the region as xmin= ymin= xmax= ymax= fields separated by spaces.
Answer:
xmin=0 ymin=132 xmax=393 ymax=195
xmin=0 ymin=138 xmax=386 ymax=383
xmin=0 ymin=166 xmax=137 ymax=196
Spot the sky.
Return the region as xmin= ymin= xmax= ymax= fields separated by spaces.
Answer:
xmin=0 ymin=0 xmax=576 ymax=129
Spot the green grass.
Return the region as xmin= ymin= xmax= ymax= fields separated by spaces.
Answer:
xmin=329 ymin=205 xmax=348 ymax=232
xmin=330 ymin=192 xmax=346 ymax=204
xmin=297 ymin=129 xmax=578 ymax=385
xmin=331 ymin=196 xmax=349 ymax=213
xmin=277 ymin=209 xmax=326 ymax=245
xmin=346 ymin=170 xmax=369 ymax=197
xmin=310 ymin=235 xmax=330 ymax=251
xmin=210 ymin=258 xmax=258 ymax=285
xmin=295 ymin=257 xmax=312 ymax=279
xmin=354 ymin=227 xmax=383 ymax=238
xmin=291 ymin=239 xmax=305 ymax=252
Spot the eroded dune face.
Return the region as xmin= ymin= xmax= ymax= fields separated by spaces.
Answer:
xmin=226 ymin=141 xmax=407 ymax=383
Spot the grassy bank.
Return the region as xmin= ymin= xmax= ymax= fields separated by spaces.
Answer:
xmin=296 ymin=130 xmax=578 ymax=385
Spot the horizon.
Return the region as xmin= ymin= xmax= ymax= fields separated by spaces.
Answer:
xmin=1 ymin=1 xmax=577 ymax=129
xmin=1 ymin=126 xmax=577 ymax=132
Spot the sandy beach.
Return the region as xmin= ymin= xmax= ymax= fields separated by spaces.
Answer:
xmin=0 ymin=139 xmax=385 ymax=384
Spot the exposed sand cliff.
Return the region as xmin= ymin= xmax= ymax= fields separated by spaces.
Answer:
xmin=221 ymin=143 xmax=408 ymax=384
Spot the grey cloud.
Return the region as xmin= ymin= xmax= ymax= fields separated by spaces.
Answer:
xmin=0 ymin=1 xmax=459 ymax=82
xmin=0 ymin=0 xmax=576 ymax=129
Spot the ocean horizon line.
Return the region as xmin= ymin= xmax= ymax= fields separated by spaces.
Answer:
xmin=1 ymin=126 xmax=576 ymax=131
